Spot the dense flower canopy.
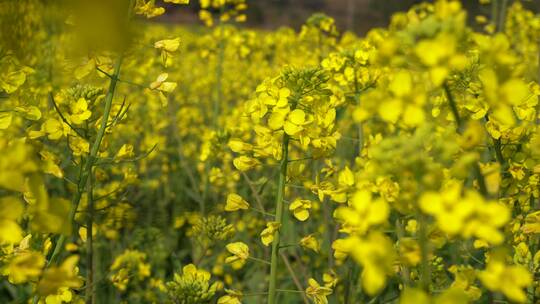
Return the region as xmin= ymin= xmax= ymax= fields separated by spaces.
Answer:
xmin=0 ymin=0 xmax=540 ymax=303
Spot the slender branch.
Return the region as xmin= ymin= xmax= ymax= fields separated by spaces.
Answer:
xmin=96 ymin=144 xmax=157 ymax=166
xmin=250 ymin=207 xmax=275 ymax=217
xmin=85 ymin=173 xmax=94 ymax=304
xmin=288 ymin=156 xmax=312 ymax=162
xmin=497 ymin=0 xmax=508 ymax=33
xmin=248 ymin=256 xmax=271 ymax=265
xmin=491 ymin=0 xmax=499 ymax=30
xmin=244 ymin=292 xmax=269 ymax=297
xmin=444 ymin=81 xmax=488 ymax=196
xmin=93 ymin=187 xmax=123 ymax=202
xmin=285 ymin=184 xmax=309 ymax=190
xmin=280 ymin=252 xmax=310 ymax=304
xmin=484 ymin=122 xmax=510 ymax=191
xmin=213 ymin=20 xmax=225 ymax=127
xmin=242 ymin=171 xmax=267 ymax=212
xmin=96 ymin=66 xmax=147 ymax=89
xmin=418 ymin=212 xmax=430 ymax=292
xmin=268 ymin=134 xmax=290 ymax=304
xmin=106 ymin=96 xmax=131 ymax=128
xmin=443 ymin=82 xmax=462 ymax=131
xmin=276 ymin=289 xmax=305 ymax=293
xmin=492 ymin=136 xmax=506 ymax=167
xmin=461 ymin=244 xmax=485 ymax=265
xmin=291 ymin=250 xmax=309 ymax=285
xmin=49 ymin=93 xmax=86 ymax=138
xmin=395 ymin=219 xmax=410 ymax=286
xmin=45 ymin=54 xmax=125 ymax=268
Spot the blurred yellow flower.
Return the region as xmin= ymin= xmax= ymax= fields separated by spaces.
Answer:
xmin=225 ymin=193 xmax=250 ymax=212
xmin=0 ymin=196 xmax=24 ymax=244
xmin=37 ymin=255 xmax=83 ymax=296
xmin=217 ymin=289 xmax=243 ymax=304
xmin=2 ymin=251 xmax=45 ymax=284
xmin=305 ymin=278 xmax=332 ymax=304
xmin=478 ymin=260 xmax=532 ymax=303
xmin=299 ymin=234 xmax=320 ymax=253
xmin=260 ymin=222 xmax=280 ymax=246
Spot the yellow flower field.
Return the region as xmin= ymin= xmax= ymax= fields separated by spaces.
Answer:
xmin=1 ymin=0 xmax=540 ymax=303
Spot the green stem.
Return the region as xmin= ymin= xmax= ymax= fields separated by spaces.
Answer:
xmin=493 ymin=137 xmax=505 ymax=166
xmin=276 ymin=289 xmax=304 ymax=293
xmin=418 ymin=212 xmax=430 ymax=291
xmin=241 ymin=171 xmax=267 ymax=212
xmin=267 ymin=134 xmax=290 ymax=304
xmin=244 ymin=292 xmax=269 ymax=297
xmin=497 ymin=0 xmax=508 ymax=33
xmin=472 ymin=163 xmax=488 ymax=197
xmin=443 ymin=82 xmax=462 ymax=131
xmin=444 ymin=82 xmax=488 ymax=196
xmin=321 ymin=196 xmax=334 ymax=268
xmin=353 ymin=66 xmax=363 ymax=158
xmin=528 ymin=235 xmax=539 ymax=303
xmin=344 ymin=263 xmax=352 ymax=304
xmin=248 ymin=256 xmax=272 ymax=265
xmin=395 ymin=219 xmax=410 ymax=286
xmin=32 ymin=19 xmax=129 ymax=300
xmin=213 ymin=21 xmax=225 ymax=126
xmin=47 ymin=55 xmax=124 ymax=267
xmin=85 ymin=174 xmax=94 ymax=304
xmin=491 ymin=0 xmax=499 ymax=30
xmin=200 ymin=165 xmax=209 ymax=215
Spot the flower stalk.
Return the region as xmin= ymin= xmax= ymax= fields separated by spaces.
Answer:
xmin=47 ymin=54 xmax=124 ymax=267
xmin=267 ymin=134 xmax=290 ymax=304
xmin=444 ymin=82 xmax=488 ymax=196
xmin=85 ymin=174 xmax=95 ymax=304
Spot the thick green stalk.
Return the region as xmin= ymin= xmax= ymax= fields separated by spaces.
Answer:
xmin=47 ymin=55 xmax=124 ymax=267
xmin=418 ymin=212 xmax=430 ymax=291
xmin=85 ymin=174 xmax=95 ymax=304
xmin=491 ymin=0 xmax=499 ymax=30
xmin=267 ymin=134 xmax=290 ymax=304
xmin=37 ymin=5 xmax=136 ymax=303
xmin=497 ymin=0 xmax=508 ymax=33
xmin=33 ymin=54 xmax=125 ymax=304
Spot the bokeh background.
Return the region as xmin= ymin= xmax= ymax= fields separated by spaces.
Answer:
xmin=159 ymin=0 xmax=540 ymax=33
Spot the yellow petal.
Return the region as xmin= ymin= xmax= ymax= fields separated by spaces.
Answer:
xmin=0 ymin=112 xmax=13 ymax=129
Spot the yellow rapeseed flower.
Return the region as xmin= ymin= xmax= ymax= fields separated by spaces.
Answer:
xmin=478 ymin=260 xmax=532 ymax=303
xmin=305 ymin=278 xmax=332 ymax=304
xmin=224 ymin=242 xmax=249 ymax=266
xmin=260 ymin=222 xmax=280 ymax=246
xmin=225 ymin=193 xmax=250 ymax=212
xmin=289 ymin=199 xmax=312 ymax=221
